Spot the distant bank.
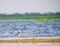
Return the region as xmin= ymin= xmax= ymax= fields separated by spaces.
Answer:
xmin=0 ymin=15 xmax=60 ymax=20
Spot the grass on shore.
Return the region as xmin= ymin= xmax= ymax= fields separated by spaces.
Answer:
xmin=0 ymin=16 xmax=60 ymax=20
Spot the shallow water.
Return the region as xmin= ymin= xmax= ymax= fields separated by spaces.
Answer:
xmin=0 ymin=43 xmax=60 ymax=46
xmin=0 ymin=19 xmax=60 ymax=37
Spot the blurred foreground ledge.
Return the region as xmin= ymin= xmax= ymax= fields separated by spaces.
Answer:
xmin=0 ymin=37 xmax=60 ymax=43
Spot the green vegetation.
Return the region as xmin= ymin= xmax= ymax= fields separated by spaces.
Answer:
xmin=0 ymin=16 xmax=60 ymax=20
xmin=0 ymin=12 xmax=60 ymax=20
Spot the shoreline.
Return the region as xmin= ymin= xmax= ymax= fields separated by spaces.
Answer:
xmin=0 ymin=37 xmax=60 ymax=43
